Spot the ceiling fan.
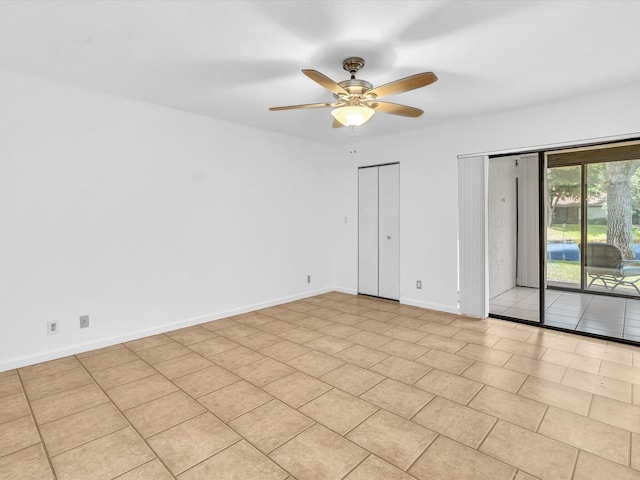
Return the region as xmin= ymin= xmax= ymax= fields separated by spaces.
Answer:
xmin=269 ymin=57 xmax=437 ymax=128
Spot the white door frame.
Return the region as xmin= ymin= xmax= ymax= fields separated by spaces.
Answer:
xmin=358 ymin=162 xmax=400 ymax=301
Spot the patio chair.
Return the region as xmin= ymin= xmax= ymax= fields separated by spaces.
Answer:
xmin=585 ymin=242 xmax=640 ymax=294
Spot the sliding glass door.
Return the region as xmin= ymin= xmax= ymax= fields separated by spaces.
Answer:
xmin=546 ymin=141 xmax=640 ymax=299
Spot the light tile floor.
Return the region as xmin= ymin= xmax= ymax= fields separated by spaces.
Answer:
xmin=491 ymin=287 xmax=640 ymax=343
xmin=2 ymin=291 xmax=640 ymax=479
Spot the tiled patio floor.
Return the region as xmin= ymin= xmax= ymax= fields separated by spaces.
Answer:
xmin=491 ymin=287 xmax=640 ymax=343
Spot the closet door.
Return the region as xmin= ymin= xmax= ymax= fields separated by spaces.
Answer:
xmin=378 ymin=164 xmax=400 ymax=300
xmin=358 ymin=167 xmax=379 ymax=296
xmin=358 ymin=164 xmax=400 ymax=300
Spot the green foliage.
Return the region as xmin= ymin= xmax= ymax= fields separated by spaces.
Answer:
xmin=547 ymin=259 xmax=640 ymax=292
xmin=586 ymin=161 xmax=640 ymax=215
xmin=547 ymin=166 xmax=581 ymax=204
xmin=547 ymin=224 xmax=640 ymax=242
xmin=548 ymin=161 xmax=640 ymax=256
xmin=547 ymin=260 xmax=581 ymax=284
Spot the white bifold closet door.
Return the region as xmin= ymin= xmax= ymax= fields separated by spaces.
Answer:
xmin=358 ymin=163 xmax=400 ymax=300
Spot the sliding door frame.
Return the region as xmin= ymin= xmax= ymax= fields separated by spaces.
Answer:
xmin=481 ymin=151 xmax=545 ymax=326
xmin=461 ymin=135 xmax=640 ymax=343
xmin=538 ymin=152 xmax=547 ymax=326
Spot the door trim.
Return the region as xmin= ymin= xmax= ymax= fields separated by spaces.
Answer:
xmin=358 ymin=162 xmax=400 ymax=301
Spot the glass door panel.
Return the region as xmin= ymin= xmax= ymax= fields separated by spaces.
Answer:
xmin=585 ymin=160 xmax=640 ymax=297
xmin=488 ymin=154 xmax=540 ymax=323
xmin=546 ymin=165 xmax=581 ymax=289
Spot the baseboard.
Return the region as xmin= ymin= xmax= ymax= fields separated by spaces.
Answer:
xmin=400 ymin=297 xmax=460 ymax=315
xmin=2 ymin=288 xmax=463 ymax=372
xmin=0 ymin=287 xmax=334 ymax=372
xmin=333 ymin=288 xmax=460 ymax=315
xmin=333 ymin=286 xmax=358 ymax=295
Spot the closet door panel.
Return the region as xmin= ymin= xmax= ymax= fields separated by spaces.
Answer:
xmin=379 ymin=164 xmax=400 ymax=300
xmin=358 ymin=167 xmax=379 ymax=296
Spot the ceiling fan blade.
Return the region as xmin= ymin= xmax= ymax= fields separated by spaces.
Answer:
xmin=269 ymin=102 xmax=336 ymax=111
xmin=332 ymin=118 xmax=344 ymax=128
xmin=368 ymin=72 xmax=438 ymax=99
xmin=302 ymin=69 xmax=349 ymax=96
xmin=372 ymin=101 xmax=424 ymax=117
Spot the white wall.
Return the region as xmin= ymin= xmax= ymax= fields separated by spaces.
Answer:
xmin=488 ymin=157 xmax=517 ymax=298
xmin=330 ymin=82 xmax=640 ymax=314
xmin=0 ymin=69 xmax=335 ymax=370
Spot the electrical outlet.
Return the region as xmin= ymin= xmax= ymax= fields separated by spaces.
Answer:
xmin=47 ymin=321 xmax=58 ymax=335
xmin=307 ymin=275 xmax=311 ymax=283
xmin=416 ymin=280 xmax=422 ymax=289
xmin=79 ymin=315 xmax=90 ymax=329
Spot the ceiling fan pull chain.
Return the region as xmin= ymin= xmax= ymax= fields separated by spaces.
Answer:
xmin=349 ymin=126 xmax=357 ymax=154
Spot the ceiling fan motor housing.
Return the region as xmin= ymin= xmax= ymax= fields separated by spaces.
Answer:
xmin=336 ymin=78 xmax=373 ymax=97
xmin=342 ymin=57 xmax=366 ymax=77
xmin=337 ymin=58 xmax=377 ymax=104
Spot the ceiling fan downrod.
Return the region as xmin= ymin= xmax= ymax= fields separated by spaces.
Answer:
xmin=342 ymin=57 xmax=365 ymax=80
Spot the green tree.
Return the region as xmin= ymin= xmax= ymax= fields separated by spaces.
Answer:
xmin=549 ymin=160 xmax=640 ymax=259
xmin=547 ymin=166 xmax=581 ymax=227
xmin=603 ymin=160 xmax=640 ymax=259
xmin=630 ymin=169 xmax=640 ymax=218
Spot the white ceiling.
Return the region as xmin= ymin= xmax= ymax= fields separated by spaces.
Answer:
xmin=1 ymin=0 xmax=639 ymax=144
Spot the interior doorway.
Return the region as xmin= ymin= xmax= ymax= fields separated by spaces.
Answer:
xmin=358 ymin=163 xmax=400 ymax=300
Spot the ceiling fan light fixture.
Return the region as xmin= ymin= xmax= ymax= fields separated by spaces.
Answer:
xmin=331 ymin=105 xmax=375 ymax=127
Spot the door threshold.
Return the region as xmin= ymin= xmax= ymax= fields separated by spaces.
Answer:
xmin=357 ymin=293 xmax=399 ymax=303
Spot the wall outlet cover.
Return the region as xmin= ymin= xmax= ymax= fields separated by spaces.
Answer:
xmin=80 ymin=315 xmax=90 ymax=328
xmin=47 ymin=321 xmax=58 ymax=335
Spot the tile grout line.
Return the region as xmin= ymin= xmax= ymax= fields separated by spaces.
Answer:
xmin=458 ymin=358 xmax=477 ymax=376
xmin=336 ymin=452 xmax=373 ymax=480
xmin=535 ymin=404 xmax=550 ymax=433
xmin=14 ymin=369 xmax=58 ymax=480
xmin=403 ymin=432 xmax=439 ymax=474
xmin=585 ymin=389 xmax=596 ymax=418
xmin=476 ymin=415 xmax=500 ymax=451
xmin=464 ymin=379 xmax=487 ymax=406
xmin=568 ymin=449 xmax=580 ymax=480
xmin=27 ymin=395 xmax=113 ymax=429
xmin=20 ymin=367 xmax=94 ymax=403
xmin=111 ymin=458 xmax=175 ymax=479
xmin=75 ymin=347 xmax=178 ymax=479
xmin=167 ymin=437 xmax=244 ymax=479
xmin=407 ymin=394 xmax=436 ymax=423
xmin=340 ymin=405 xmax=382 ymax=438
